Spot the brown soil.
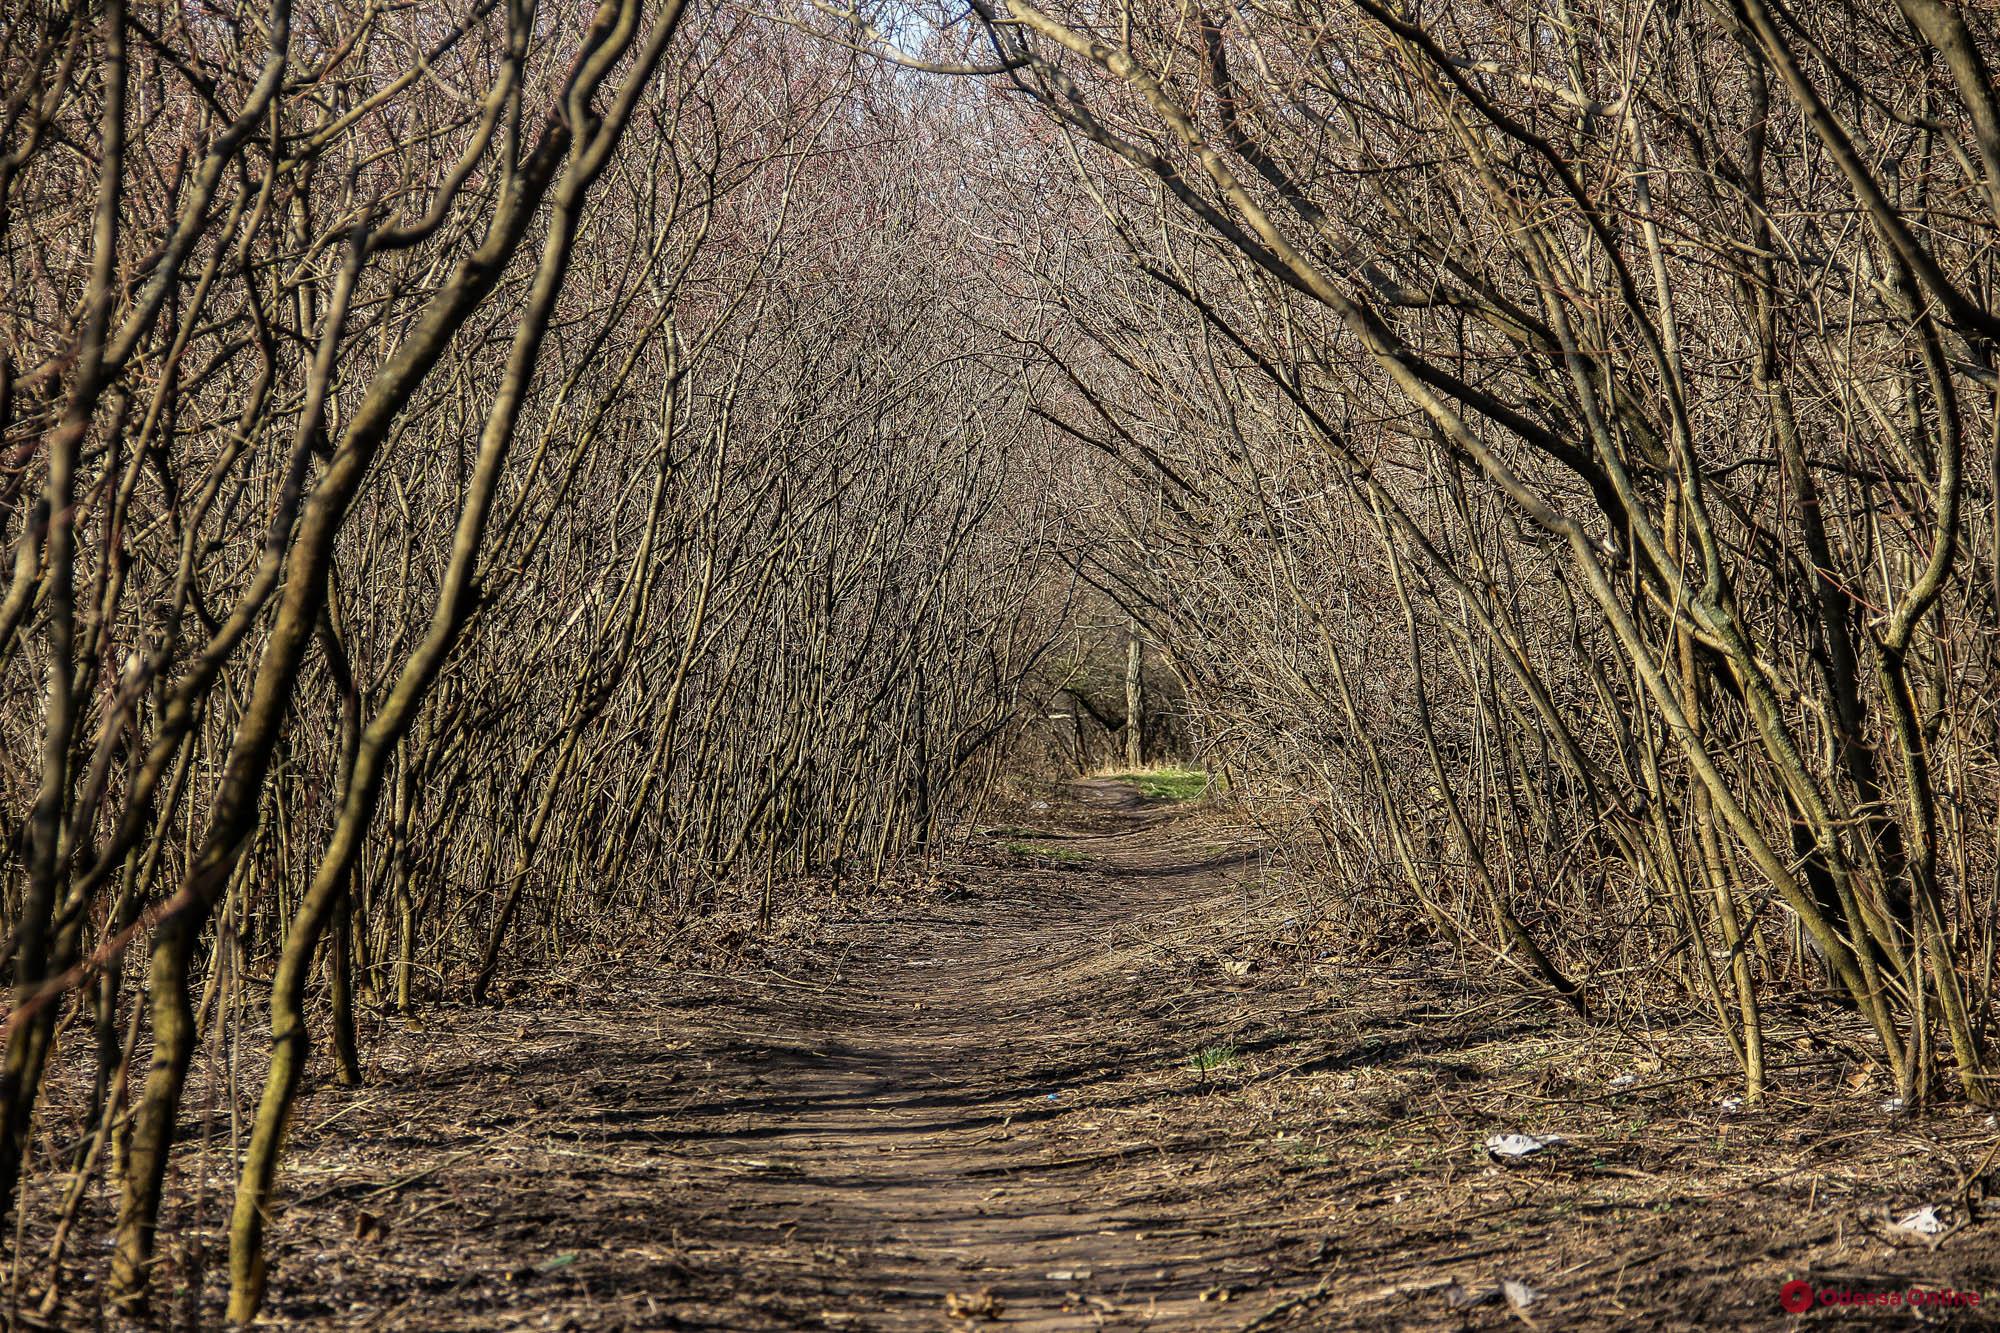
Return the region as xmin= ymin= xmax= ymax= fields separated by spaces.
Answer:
xmin=30 ymin=780 xmax=2000 ymax=1329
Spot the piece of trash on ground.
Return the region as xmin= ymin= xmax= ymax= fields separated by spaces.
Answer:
xmin=1485 ymin=1132 xmax=1566 ymax=1160
xmin=1894 ymin=1205 xmax=1947 ymax=1236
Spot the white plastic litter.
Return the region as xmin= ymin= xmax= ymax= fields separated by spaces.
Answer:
xmin=1717 ymin=1096 xmax=1744 ymax=1114
xmin=1443 ymin=1280 xmax=1541 ymax=1311
xmin=1881 ymin=1095 xmax=1908 ymax=1115
xmin=1485 ymin=1132 xmax=1565 ymax=1159
xmin=1608 ymin=1073 xmax=1638 ymax=1089
xmin=1894 ymin=1205 xmax=1947 ymax=1236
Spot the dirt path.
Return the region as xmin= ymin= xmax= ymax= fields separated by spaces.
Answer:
xmin=631 ymin=779 xmax=1297 ymax=1329
xmin=244 ymin=780 xmax=1338 ymax=1330
xmin=225 ymin=780 xmax=2000 ymax=1331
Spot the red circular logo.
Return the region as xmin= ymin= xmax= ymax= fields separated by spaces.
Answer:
xmin=1780 ymin=1280 xmax=1815 ymax=1313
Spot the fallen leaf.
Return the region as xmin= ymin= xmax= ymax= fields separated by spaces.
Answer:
xmin=945 ymin=1288 xmax=1004 ymax=1321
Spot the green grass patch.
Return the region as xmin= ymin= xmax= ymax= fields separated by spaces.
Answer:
xmin=1004 ymin=840 xmax=1088 ymax=866
xmin=1185 ymin=1043 xmax=1240 ymax=1075
xmin=1101 ymin=767 xmax=1215 ymax=802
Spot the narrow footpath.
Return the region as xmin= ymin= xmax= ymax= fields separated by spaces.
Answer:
xmin=243 ymin=781 xmax=2000 ymax=1331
